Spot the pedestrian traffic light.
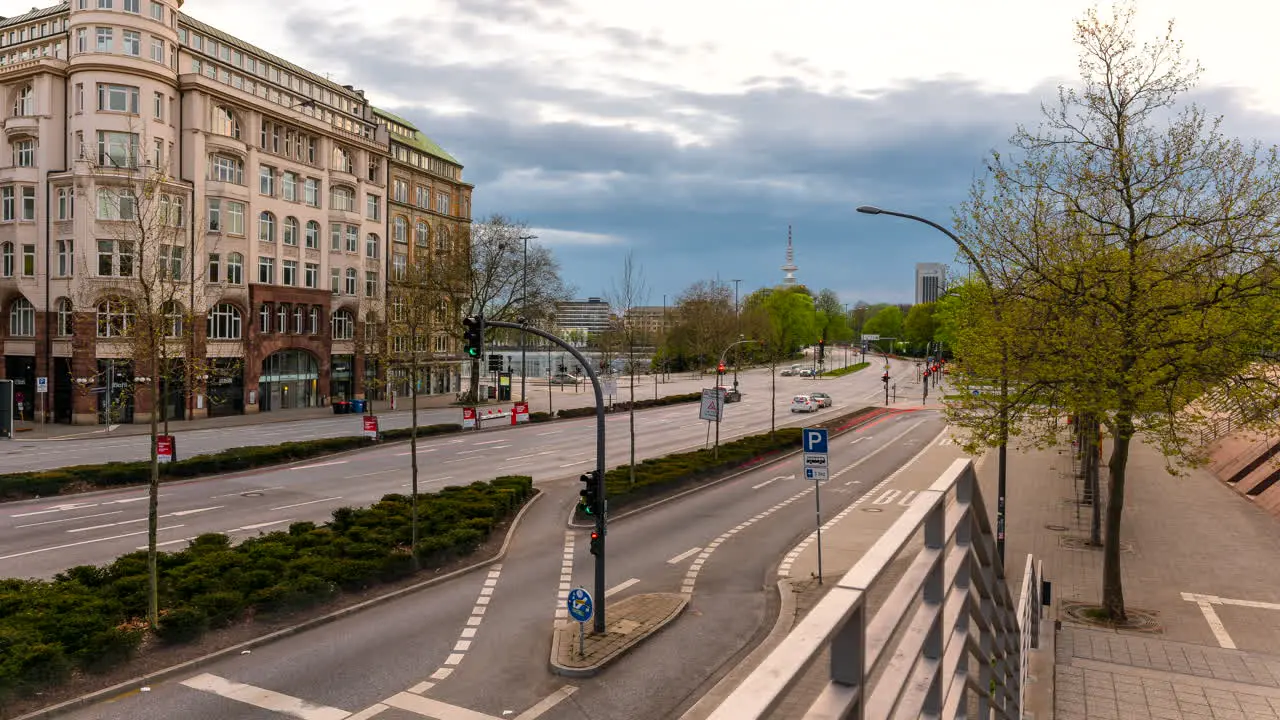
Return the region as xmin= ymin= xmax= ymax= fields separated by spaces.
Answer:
xmin=579 ymin=471 xmax=600 ymax=515
xmin=589 ymin=530 xmax=603 ymax=556
xmin=462 ymin=316 xmax=484 ymax=358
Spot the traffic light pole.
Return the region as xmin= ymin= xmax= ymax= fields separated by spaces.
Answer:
xmin=481 ymin=319 xmax=609 ymax=633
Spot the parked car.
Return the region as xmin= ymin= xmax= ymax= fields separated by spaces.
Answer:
xmin=809 ymin=391 xmax=832 ymax=408
xmin=799 ymin=368 xmax=816 ymax=378
xmin=790 ymin=394 xmax=818 ymax=413
xmin=549 ymin=373 xmax=581 ymax=385
xmin=716 ymin=385 xmax=742 ymax=403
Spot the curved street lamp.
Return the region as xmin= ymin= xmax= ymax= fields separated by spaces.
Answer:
xmin=715 ymin=337 xmax=759 ymax=458
xmin=856 ymin=204 xmax=1011 ymax=565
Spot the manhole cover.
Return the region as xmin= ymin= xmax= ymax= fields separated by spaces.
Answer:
xmin=1059 ymin=536 xmax=1134 ymax=553
xmin=1046 ymin=524 xmax=1069 ymax=532
xmin=863 ymin=508 xmax=883 ymax=513
xmin=242 ymin=491 xmax=264 ymax=497
xmin=1061 ymin=601 xmax=1162 ymax=633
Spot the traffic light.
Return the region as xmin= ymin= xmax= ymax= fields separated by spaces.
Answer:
xmin=462 ymin=316 xmax=484 ymax=358
xmin=818 ymin=339 xmax=825 ymax=362
xmin=589 ymin=529 xmax=603 ymax=556
xmin=882 ymin=372 xmax=890 ymax=385
xmin=579 ymin=471 xmax=600 ymax=515
xmin=717 ymin=362 xmax=726 ymax=375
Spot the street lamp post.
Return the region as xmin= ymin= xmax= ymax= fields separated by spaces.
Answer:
xmin=731 ymin=279 xmax=742 ymax=388
xmin=518 ymin=233 xmax=537 ymax=403
xmin=857 ymin=204 xmax=1010 ymax=565
xmin=715 ymin=337 xmax=757 ymax=459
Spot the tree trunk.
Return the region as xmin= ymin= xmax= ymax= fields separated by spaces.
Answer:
xmin=147 ymin=368 xmax=160 ymax=629
xmin=629 ymin=345 xmax=636 ymax=486
xmin=410 ymin=360 xmax=420 ymax=569
xmin=770 ymin=357 xmax=777 ymax=438
xmin=1103 ymin=412 xmax=1133 ymax=622
xmin=466 ymin=356 xmax=481 ymax=403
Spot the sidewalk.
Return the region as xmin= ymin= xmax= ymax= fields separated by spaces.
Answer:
xmin=990 ymin=438 xmax=1280 ymax=720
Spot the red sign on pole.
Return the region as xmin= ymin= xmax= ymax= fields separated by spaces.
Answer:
xmin=156 ymin=434 xmax=175 ymax=463
xmin=462 ymin=407 xmax=476 ymax=429
xmin=512 ymin=401 xmax=529 ymax=425
xmin=363 ymin=415 xmax=379 ymax=439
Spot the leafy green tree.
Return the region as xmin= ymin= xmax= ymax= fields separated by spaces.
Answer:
xmin=954 ymin=3 xmax=1280 ymax=621
xmin=742 ymin=287 xmax=817 ymax=433
xmin=861 ymin=305 xmax=903 ymax=352
xmin=903 ymin=302 xmax=938 ymax=351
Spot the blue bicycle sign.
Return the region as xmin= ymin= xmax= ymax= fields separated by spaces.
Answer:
xmin=567 ymin=587 xmax=593 ymax=623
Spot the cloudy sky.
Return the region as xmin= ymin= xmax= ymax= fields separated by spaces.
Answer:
xmin=172 ymin=1 xmax=1280 ymax=303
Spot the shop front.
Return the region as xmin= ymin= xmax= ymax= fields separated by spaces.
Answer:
xmin=259 ymin=350 xmax=319 ymax=412
xmin=96 ymin=359 xmax=135 ymax=425
xmin=206 ymin=358 xmax=244 ymax=417
xmin=330 ymin=355 xmax=354 ymax=402
xmin=3 ymin=356 xmax=35 ymax=421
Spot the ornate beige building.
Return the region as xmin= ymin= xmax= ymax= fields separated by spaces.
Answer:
xmin=0 ymin=1 xmax=471 ymax=424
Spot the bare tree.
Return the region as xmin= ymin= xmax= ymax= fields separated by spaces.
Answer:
xmin=430 ymin=214 xmax=571 ymax=403
xmin=606 ymin=252 xmax=649 ymax=485
xmin=673 ymin=280 xmax=736 ymax=373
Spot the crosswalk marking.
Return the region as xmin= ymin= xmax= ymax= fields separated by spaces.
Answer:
xmin=180 ymin=673 xmax=349 ymax=720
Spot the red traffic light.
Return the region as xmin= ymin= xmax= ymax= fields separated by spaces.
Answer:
xmin=717 ymin=363 xmax=726 ymax=374
xmin=590 ymin=531 xmax=599 ymax=540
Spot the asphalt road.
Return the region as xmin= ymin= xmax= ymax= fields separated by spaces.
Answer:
xmin=1 ymin=357 xmax=911 ymax=579
xmin=50 ymin=408 xmax=945 ymax=720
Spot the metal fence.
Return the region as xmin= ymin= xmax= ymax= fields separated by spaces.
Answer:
xmin=707 ymin=458 xmax=1043 ymax=720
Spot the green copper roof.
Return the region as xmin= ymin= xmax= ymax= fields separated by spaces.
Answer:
xmin=373 ymin=107 xmax=460 ymax=165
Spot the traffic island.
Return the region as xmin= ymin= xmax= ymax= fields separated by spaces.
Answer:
xmin=549 ymin=592 xmax=687 ymax=677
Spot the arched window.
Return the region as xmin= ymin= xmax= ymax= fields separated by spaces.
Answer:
xmin=332 ymin=146 xmax=351 ymax=173
xmin=12 ymin=84 xmax=33 ymax=116
xmin=96 ymin=299 xmax=133 ymax=338
xmin=435 ymin=226 xmax=450 ymax=253
xmin=330 ymin=185 xmax=355 ymax=211
xmin=161 ymin=300 xmax=183 ymax=338
xmin=211 ymin=105 xmax=240 ymax=139
xmin=1 ymin=241 xmax=13 ymax=277
xmin=8 ymin=297 xmax=35 ymax=337
xmin=56 ymin=297 xmax=74 ymax=337
xmin=392 ymin=217 xmax=408 ymax=244
xmin=226 ymin=252 xmax=244 ymax=284
xmin=258 ymin=211 xmax=275 ymax=242
xmin=304 ymin=220 xmax=320 ymax=249
xmin=206 ymin=303 xmax=242 ymax=340
xmin=344 ymin=267 xmax=357 ymax=295
xmin=283 ymin=216 xmax=299 ymax=246
xmin=415 ymin=221 xmax=429 ymax=247
xmin=331 ymin=309 xmax=354 ymax=340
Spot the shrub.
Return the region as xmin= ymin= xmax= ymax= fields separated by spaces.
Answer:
xmin=155 ymin=606 xmax=209 ymax=644
xmin=822 ymin=362 xmax=871 ymax=378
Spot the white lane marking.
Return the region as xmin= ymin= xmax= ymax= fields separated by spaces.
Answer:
xmin=180 ymin=673 xmax=350 ymax=720
xmin=559 ymin=460 xmax=590 ymax=468
xmin=667 ymin=547 xmax=702 ymax=565
xmin=137 ymin=536 xmax=196 ymax=550
xmin=17 ymin=510 xmax=124 ymax=528
xmin=751 ymin=475 xmax=792 ymax=490
xmin=605 ymin=578 xmax=640 ymax=598
xmin=228 ymin=519 xmax=294 ymax=532
xmin=514 ymin=685 xmax=579 ymax=720
xmin=830 ymin=418 xmax=928 ymax=480
xmin=271 ymin=497 xmax=343 ymax=511
xmin=348 ymin=470 xmax=396 ymax=479
xmin=11 ymin=502 xmax=101 ymax=518
xmin=473 ymin=439 xmax=509 ymax=445
xmin=383 ymin=693 xmax=498 ymax=720
xmin=504 ymin=451 xmax=554 ymax=461
xmin=555 ymin=532 xmax=575 ymax=620
xmin=873 ymin=489 xmax=900 ymax=505
xmin=536 ymin=430 xmax=563 ymax=436
xmin=408 ymin=564 xmax=504 ymax=693
xmin=850 ymin=436 xmax=870 ymax=445
xmin=779 ymin=424 xmax=945 ymax=578
xmin=211 ymin=487 xmax=284 ymax=498
xmin=682 ymin=486 xmax=818 ymax=597
xmin=1181 ymin=592 xmax=1280 ymax=649
xmin=395 ymin=448 xmax=438 ymax=456
xmin=0 ymin=526 xmax=186 ymax=561
xmin=290 ymin=460 xmax=349 ymax=470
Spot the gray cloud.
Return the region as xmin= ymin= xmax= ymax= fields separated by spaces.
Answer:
xmin=274 ymin=4 xmax=1280 ymax=303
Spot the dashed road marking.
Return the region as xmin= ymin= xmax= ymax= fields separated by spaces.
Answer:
xmin=605 ymin=578 xmax=639 ymax=597
xmin=682 ymin=486 xmax=816 ymax=597
xmin=667 ymin=547 xmax=702 ymax=564
xmin=555 ymin=531 xmax=574 ymax=620
xmin=407 ymin=564 xmax=503 ymax=693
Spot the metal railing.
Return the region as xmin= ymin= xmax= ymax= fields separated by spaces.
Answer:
xmin=707 ymin=459 xmax=1043 ymax=720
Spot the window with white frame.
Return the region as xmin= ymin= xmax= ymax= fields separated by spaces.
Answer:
xmin=97 ymin=130 xmax=138 ymax=167
xmin=207 ymin=252 xmax=220 ymax=283
xmin=12 ymin=85 xmax=33 ymax=115
xmin=0 ymin=242 xmax=11 ymax=277
xmin=344 ymin=267 xmax=357 ymax=295
xmin=332 ymin=146 xmax=351 ymax=173
xmin=96 ymin=299 xmax=133 ymax=338
xmin=434 ymin=191 xmax=450 ymax=215
xmin=434 ymin=334 xmax=448 ymax=353
xmin=330 ymin=222 xmax=342 ymax=251
xmin=309 ymin=306 xmax=319 ymax=334
xmin=365 ymin=270 xmax=378 ymax=298
xmin=332 ymin=309 xmax=354 ymax=340
xmin=95 ymin=27 xmax=112 ymax=53
xmin=9 ymin=297 xmax=35 ymax=337
xmin=56 ymin=298 xmax=73 ymax=336
xmin=150 ymin=37 xmax=164 ymax=63
xmin=393 ymin=178 xmax=408 ymax=203
xmin=98 ymin=83 xmax=139 ymax=113
xmin=259 ymin=165 xmax=275 ymax=196
xmin=282 ymin=172 xmax=297 ymax=201
xmin=153 ymin=91 xmax=163 ymax=119
xmin=331 ymin=185 xmax=354 ymax=211
xmin=208 ymin=154 xmax=243 ymax=184
xmin=259 ymin=303 xmax=271 ymax=333
xmin=258 ymin=256 xmax=274 ymax=284
xmin=162 ymin=300 xmax=183 ymax=338
xmin=392 ymin=217 xmax=407 ymax=244
xmin=345 ymin=224 xmax=358 ymax=252
xmin=122 ymin=30 xmax=140 ymax=56
xmin=366 ymin=193 xmax=380 ymax=220
xmin=304 ymin=220 xmax=320 ymax=249
xmin=416 ymin=185 xmax=429 ymax=208
xmin=392 ymin=253 xmax=406 ymax=281
xmin=20 ymin=244 xmax=34 ymax=276
xmin=206 ymin=303 xmax=242 ymax=340
xmin=330 ymin=267 xmax=340 ymax=293
xmin=159 ymin=244 xmax=184 ymax=279
xmin=282 ymin=259 xmax=297 ymax=286
xmin=293 ymin=306 xmax=304 ymax=334
xmin=257 ymin=211 xmax=275 ymax=242
xmin=304 ymin=262 xmax=318 ymax=288
xmin=435 ymin=227 xmax=450 ymax=253
xmin=96 ymin=188 xmax=136 ymax=221
xmin=20 ymin=187 xmax=35 ymax=221
xmin=415 ymin=220 xmax=429 ymax=247
xmin=123 ymin=0 xmax=139 ymax=12
xmin=13 ymin=140 xmax=34 ymax=167
xmin=211 ymin=106 xmax=240 ymax=138
xmin=149 ymin=0 xmax=164 ymax=20
xmin=226 ymin=252 xmax=243 ymax=283
xmin=304 ymin=177 xmax=320 ymax=207
xmin=57 ymin=240 xmax=73 ymax=276
xmin=365 ymin=233 xmax=379 ymax=259
xmin=276 ymin=304 xmax=287 ymax=333
xmin=96 ymin=239 xmax=136 ymax=276
xmin=283 ymin=216 xmax=298 ymax=246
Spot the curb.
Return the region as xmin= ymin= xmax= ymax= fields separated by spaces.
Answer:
xmin=547 ymin=593 xmax=689 ymax=678
xmin=565 ymin=406 xmax=900 ymax=529
xmin=676 ymin=578 xmax=797 ymax=720
xmin=12 ymin=490 xmax=545 ymax=720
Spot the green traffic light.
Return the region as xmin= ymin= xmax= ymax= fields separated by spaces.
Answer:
xmin=580 ymin=499 xmax=594 ymax=515
xmin=466 ymin=347 xmax=479 ymax=357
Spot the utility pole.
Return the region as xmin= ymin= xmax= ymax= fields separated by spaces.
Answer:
xmin=518 ymin=233 xmax=537 ymax=403
xmin=731 ymin=279 xmax=742 ymax=388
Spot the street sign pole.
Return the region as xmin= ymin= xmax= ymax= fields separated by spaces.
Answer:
xmin=802 ymin=428 xmax=830 ymax=584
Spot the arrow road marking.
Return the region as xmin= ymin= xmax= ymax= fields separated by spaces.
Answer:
xmin=605 ymin=578 xmax=640 ymax=597
xmin=849 ymin=436 xmax=871 ymax=445
xmin=752 ymin=475 xmax=794 ymax=490
xmin=180 ymin=673 xmax=349 ymax=720
xmin=667 ymin=547 xmax=702 ymax=564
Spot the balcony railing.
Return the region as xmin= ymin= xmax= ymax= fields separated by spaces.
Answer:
xmin=707 ymin=458 xmax=1043 ymax=720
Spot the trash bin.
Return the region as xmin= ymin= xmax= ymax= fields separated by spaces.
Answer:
xmin=333 ymin=401 xmax=350 ymax=414
xmin=351 ymin=399 xmax=367 ymax=413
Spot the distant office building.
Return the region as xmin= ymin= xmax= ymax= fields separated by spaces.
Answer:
xmin=915 ymin=263 xmax=947 ymax=304
xmin=623 ymin=306 xmax=674 ymax=341
xmin=555 ymin=298 xmax=612 ymax=337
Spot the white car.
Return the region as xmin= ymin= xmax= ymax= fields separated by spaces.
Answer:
xmin=790 ymin=394 xmax=818 ymax=413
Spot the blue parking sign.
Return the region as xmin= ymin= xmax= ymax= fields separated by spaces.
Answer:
xmin=803 ymin=428 xmax=828 ymax=454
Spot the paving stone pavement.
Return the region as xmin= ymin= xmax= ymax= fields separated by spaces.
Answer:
xmin=976 ymin=436 xmax=1280 ymax=720
xmin=551 ymin=592 xmax=686 ymax=672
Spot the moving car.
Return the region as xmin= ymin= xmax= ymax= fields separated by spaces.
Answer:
xmin=790 ymin=394 xmax=818 ymax=413
xmin=549 ymin=373 xmax=581 ymax=385
xmin=809 ymin=391 xmax=832 ymax=408
xmin=780 ymin=368 xmax=795 ymax=377
xmin=715 ymin=385 xmax=742 ymax=403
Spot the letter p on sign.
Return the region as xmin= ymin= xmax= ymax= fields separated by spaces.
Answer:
xmin=803 ymin=428 xmax=828 ymax=454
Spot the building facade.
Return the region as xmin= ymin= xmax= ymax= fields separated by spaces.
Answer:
xmin=0 ymin=1 xmax=470 ymax=424
xmin=554 ymin=297 xmax=611 ymax=339
xmin=915 ymin=262 xmax=946 ymax=305
xmin=375 ymin=108 xmax=473 ymax=401
xmin=623 ymin=305 xmax=673 ymax=344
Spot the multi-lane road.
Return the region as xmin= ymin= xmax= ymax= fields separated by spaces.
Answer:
xmin=1 ymin=358 xmax=911 ymax=579
xmin=52 ymin=405 xmax=951 ymax=720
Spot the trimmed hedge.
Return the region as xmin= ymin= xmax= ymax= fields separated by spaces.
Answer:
xmin=822 ymin=362 xmax=871 ymax=378
xmin=0 ymin=424 xmax=463 ymax=502
xmin=0 ymin=476 xmax=534 ymax=706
